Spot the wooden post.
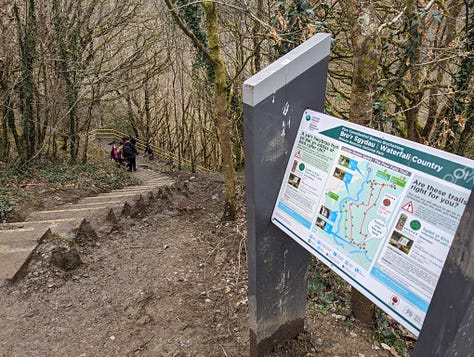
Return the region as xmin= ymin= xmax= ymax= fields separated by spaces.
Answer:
xmin=243 ymin=34 xmax=331 ymax=357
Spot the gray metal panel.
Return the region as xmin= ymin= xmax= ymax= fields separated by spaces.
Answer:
xmin=413 ymin=190 xmax=474 ymax=356
xmin=243 ymin=33 xmax=331 ymax=107
xmin=244 ymin=33 xmax=331 ymax=356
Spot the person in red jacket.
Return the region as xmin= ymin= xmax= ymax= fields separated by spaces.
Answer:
xmin=110 ymin=143 xmax=120 ymax=166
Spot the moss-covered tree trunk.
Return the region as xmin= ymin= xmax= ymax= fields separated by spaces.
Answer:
xmin=403 ymin=0 xmax=423 ymax=142
xmin=202 ymin=2 xmax=237 ymax=220
xmin=446 ymin=0 xmax=473 ymax=155
xmin=164 ymin=0 xmax=237 ymax=220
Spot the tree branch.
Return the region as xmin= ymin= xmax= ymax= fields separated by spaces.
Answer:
xmin=162 ymin=0 xmax=213 ymax=63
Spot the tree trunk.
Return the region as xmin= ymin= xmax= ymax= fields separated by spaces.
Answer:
xmin=347 ymin=0 xmax=379 ymax=127
xmin=202 ymin=2 xmax=237 ymax=220
xmin=14 ymin=0 xmax=37 ymax=161
xmin=163 ymin=0 xmax=237 ymax=218
xmin=402 ymin=0 xmax=422 ymax=142
xmin=252 ymin=0 xmax=264 ymax=72
xmin=0 ymin=70 xmax=14 ymax=158
xmin=52 ymin=0 xmax=80 ymax=162
xmin=346 ymin=0 xmax=380 ymax=325
xmin=81 ymin=85 xmax=98 ymax=164
xmin=351 ymin=288 xmax=376 ymax=325
xmin=0 ymin=96 xmax=10 ymax=158
xmin=446 ymin=0 xmax=473 ymax=153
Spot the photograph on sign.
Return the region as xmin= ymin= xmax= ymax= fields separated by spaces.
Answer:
xmin=271 ymin=110 xmax=474 ymax=336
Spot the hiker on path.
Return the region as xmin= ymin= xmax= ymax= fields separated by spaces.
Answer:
xmin=122 ymin=136 xmax=138 ymax=171
xmin=110 ymin=143 xmax=120 ymax=166
xmin=117 ymin=141 xmax=126 ymax=167
xmin=145 ymin=141 xmax=154 ymax=160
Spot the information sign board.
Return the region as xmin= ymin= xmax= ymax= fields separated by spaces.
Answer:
xmin=272 ymin=110 xmax=474 ymax=335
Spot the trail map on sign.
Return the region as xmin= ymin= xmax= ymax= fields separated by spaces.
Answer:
xmin=272 ymin=110 xmax=474 ymax=336
xmin=315 ymin=149 xmax=409 ymax=271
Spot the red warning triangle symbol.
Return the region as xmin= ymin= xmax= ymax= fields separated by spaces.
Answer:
xmin=401 ymin=201 xmax=414 ymax=213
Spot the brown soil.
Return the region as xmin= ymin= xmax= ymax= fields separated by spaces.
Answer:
xmin=0 ymin=171 xmax=406 ymax=357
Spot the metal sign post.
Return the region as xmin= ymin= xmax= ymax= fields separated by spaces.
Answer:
xmin=243 ymin=33 xmax=331 ymax=356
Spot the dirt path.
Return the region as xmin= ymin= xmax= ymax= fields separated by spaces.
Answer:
xmin=0 ymin=172 xmax=396 ymax=357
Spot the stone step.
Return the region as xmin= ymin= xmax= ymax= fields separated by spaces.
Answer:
xmin=1 ymin=218 xmax=81 ymax=229
xmin=0 ymin=251 xmax=34 ymax=282
xmin=27 ymin=205 xmax=113 ymax=222
xmin=85 ymin=189 xmax=154 ymax=198
xmin=0 ymin=227 xmax=43 ymax=250
xmin=0 ymin=228 xmax=52 ymax=282
xmin=74 ymin=192 xmax=155 ymax=209
xmin=0 ymin=170 xmax=175 ymax=284
xmin=58 ymin=200 xmax=123 ymax=210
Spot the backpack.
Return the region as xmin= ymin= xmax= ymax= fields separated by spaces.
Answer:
xmin=122 ymin=144 xmax=133 ymax=158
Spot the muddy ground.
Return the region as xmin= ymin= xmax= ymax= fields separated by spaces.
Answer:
xmin=0 ymin=171 xmax=407 ymax=357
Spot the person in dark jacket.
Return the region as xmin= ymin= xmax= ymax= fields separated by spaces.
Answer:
xmin=145 ymin=141 xmax=154 ymax=160
xmin=122 ymin=136 xmax=138 ymax=171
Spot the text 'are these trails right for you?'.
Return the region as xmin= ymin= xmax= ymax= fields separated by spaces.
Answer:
xmin=272 ymin=109 xmax=474 ymax=336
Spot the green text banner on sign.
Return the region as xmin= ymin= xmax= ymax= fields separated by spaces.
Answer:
xmin=272 ymin=110 xmax=474 ymax=335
